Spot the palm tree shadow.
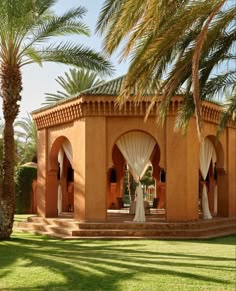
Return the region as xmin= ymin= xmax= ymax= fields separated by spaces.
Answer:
xmin=0 ymin=233 xmax=235 ymax=290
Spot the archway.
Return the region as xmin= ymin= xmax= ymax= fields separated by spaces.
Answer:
xmin=49 ymin=136 xmax=74 ymax=217
xmin=109 ymin=130 xmax=161 ymax=221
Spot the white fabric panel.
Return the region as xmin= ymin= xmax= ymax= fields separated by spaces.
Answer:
xmin=212 ymin=148 xmax=218 ymax=216
xmin=199 ymin=138 xmax=214 ymax=219
xmin=201 ymin=185 xmax=212 ymax=219
xmin=116 ymin=131 xmax=156 ymax=222
xmin=58 ymin=148 xmax=64 ymax=178
xmin=200 ymin=139 xmax=214 ymax=180
xmin=62 ymin=140 xmax=73 ymax=167
xmin=133 ymin=182 xmax=146 ymax=222
xmin=57 ymin=184 xmax=62 ymax=215
xmin=116 ymin=131 xmax=156 ymax=181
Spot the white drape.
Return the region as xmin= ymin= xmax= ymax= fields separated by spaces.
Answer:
xmin=62 ymin=139 xmax=73 ymax=167
xmin=58 ymin=148 xmax=64 ymax=178
xmin=199 ymin=138 xmax=215 ymax=219
xmin=57 ymin=140 xmax=73 ymax=177
xmin=134 ymin=183 xmax=146 ymax=221
xmin=212 ymin=150 xmax=217 ymax=215
xmin=57 ymin=140 xmax=73 ymax=216
xmin=116 ymin=131 xmax=156 ymax=222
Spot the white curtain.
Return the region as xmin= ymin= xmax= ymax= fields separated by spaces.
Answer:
xmin=57 ymin=184 xmax=62 ymax=215
xmin=62 ymin=139 xmax=73 ymax=167
xmin=57 ymin=140 xmax=73 ymax=177
xmin=116 ymin=131 xmax=156 ymax=222
xmin=212 ymin=149 xmax=218 ymax=216
xmin=199 ymin=138 xmax=214 ymax=219
xmin=57 ymin=139 xmax=73 ymax=216
xmin=58 ymin=148 xmax=64 ymax=178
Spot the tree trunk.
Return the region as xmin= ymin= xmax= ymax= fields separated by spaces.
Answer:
xmin=0 ymin=63 xmax=21 ymax=240
xmin=0 ymin=120 xmax=15 ymax=239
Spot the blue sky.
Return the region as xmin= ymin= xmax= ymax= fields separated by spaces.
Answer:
xmin=18 ymin=0 xmax=129 ymax=118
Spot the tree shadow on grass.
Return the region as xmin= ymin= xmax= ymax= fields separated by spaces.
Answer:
xmin=0 ymin=233 xmax=235 ymax=290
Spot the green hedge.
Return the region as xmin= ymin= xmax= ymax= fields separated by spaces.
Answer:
xmin=15 ymin=166 xmax=37 ymax=214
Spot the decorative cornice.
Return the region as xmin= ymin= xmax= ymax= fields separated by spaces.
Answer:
xmin=32 ymin=95 xmax=233 ymax=130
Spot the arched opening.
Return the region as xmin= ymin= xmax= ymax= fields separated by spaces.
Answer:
xmin=49 ymin=136 xmax=74 ymax=217
xmin=108 ymin=130 xmax=162 ymax=221
xmin=199 ymin=136 xmax=224 ymax=219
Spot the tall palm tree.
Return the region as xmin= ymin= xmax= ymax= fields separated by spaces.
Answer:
xmin=43 ymin=68 xmax=104 ymax=105
xmin=15 ymin=113 xmax=37 ymax=164
xmin=97 ymin=0 xmax=235 ymax=139
xmin=0 ymin=0 xmax=113 ymax=239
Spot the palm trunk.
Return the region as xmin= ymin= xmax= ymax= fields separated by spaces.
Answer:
xmin=0 ymin=120 xmax=15 ymax=238
xmin=0 ymin=63 xmax=21 ymax=240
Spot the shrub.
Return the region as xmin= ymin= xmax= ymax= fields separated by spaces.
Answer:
xmin=15 ymin=166 xmax=37 ymax=214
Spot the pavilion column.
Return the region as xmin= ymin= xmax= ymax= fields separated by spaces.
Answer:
xmin=218 ymin=128 xmax=235 ymax=217
xmin=227 ymin=129 xmax=236 ymax=216
xmin=217 ymin=169 xmax=228 ymax=216
xmin=37 ymin=128 xmax=58 ymax=218
xmin=165 ymin=117 xmax=199 ymax=221
xmin=73 ymin=120 xmax=86 ymax=221
xmin=84 ymin=117 xmax=107 ymax=221
xmin=45 ymin=169 xmax=58 ymax=217
xmin=111 ymin=145 xmax=126 ymax=209
xmin=36 ymin=128 xmax=48 ymax=217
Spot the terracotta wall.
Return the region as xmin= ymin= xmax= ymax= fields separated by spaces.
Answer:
xmin=36 ymin=128 xmax=47 ymax=217
xmin=165 ymin=117 xmax=199 ymax=221
xmin=84 ymin=117 xmax=107 ymax=221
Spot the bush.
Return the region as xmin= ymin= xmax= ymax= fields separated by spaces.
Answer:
xmin=15 ymin=166 xmax=37 ymax=214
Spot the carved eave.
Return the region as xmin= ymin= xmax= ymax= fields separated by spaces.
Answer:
xmin=32 ymin=94 xmax=235 ymax=130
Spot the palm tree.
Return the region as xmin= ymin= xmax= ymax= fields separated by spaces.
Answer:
xmin=43 ymin=68 xmax=104 ymax=105
xmin=0 ymin=0 xmax=113 ymax=239
xmin=15 ymin=113 xmax=37 ymax=164
xmin=97 ymin=0 xmax=235 ymax=139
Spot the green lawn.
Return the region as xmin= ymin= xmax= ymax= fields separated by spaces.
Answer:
xmin=0 ymin=232 xmax=235 ymax=291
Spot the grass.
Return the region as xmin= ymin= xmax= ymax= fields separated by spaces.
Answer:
xmin=0 ymin=231 xmax=235 ymax=291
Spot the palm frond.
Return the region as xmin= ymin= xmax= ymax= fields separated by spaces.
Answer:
xmin=14 ymin=113 xmax=37 ymax=144
xmin=43 ymin=69 xmax=104 ymax=105
xmin=202 ymin=71 xmax=236 ymax=99
xmin=96 ymin=0 xmax=123 ymax=35
xmin=175 ymin=93 xmax=195 ymax=134
xmin=19 ymin=6 xmax=90 ymax=60
xmin=99 ymin=0 xmax=234 ymax=136
xmin=36 ymin=42 xmax=114 ymax=76
xmin=218 ymin=90 xmax=236 ymax=136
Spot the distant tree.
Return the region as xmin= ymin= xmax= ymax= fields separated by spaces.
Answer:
xmin=15 ymin=114 xmax=37 ymax=164
xmin=43 ymin=69 xmax=104 ymax=105
xmin=141 ymin=165 xmax=155 ymax=189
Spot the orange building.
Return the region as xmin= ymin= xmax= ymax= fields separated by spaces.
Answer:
xmin=32 ymin=76 xmax=236 ymax=223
